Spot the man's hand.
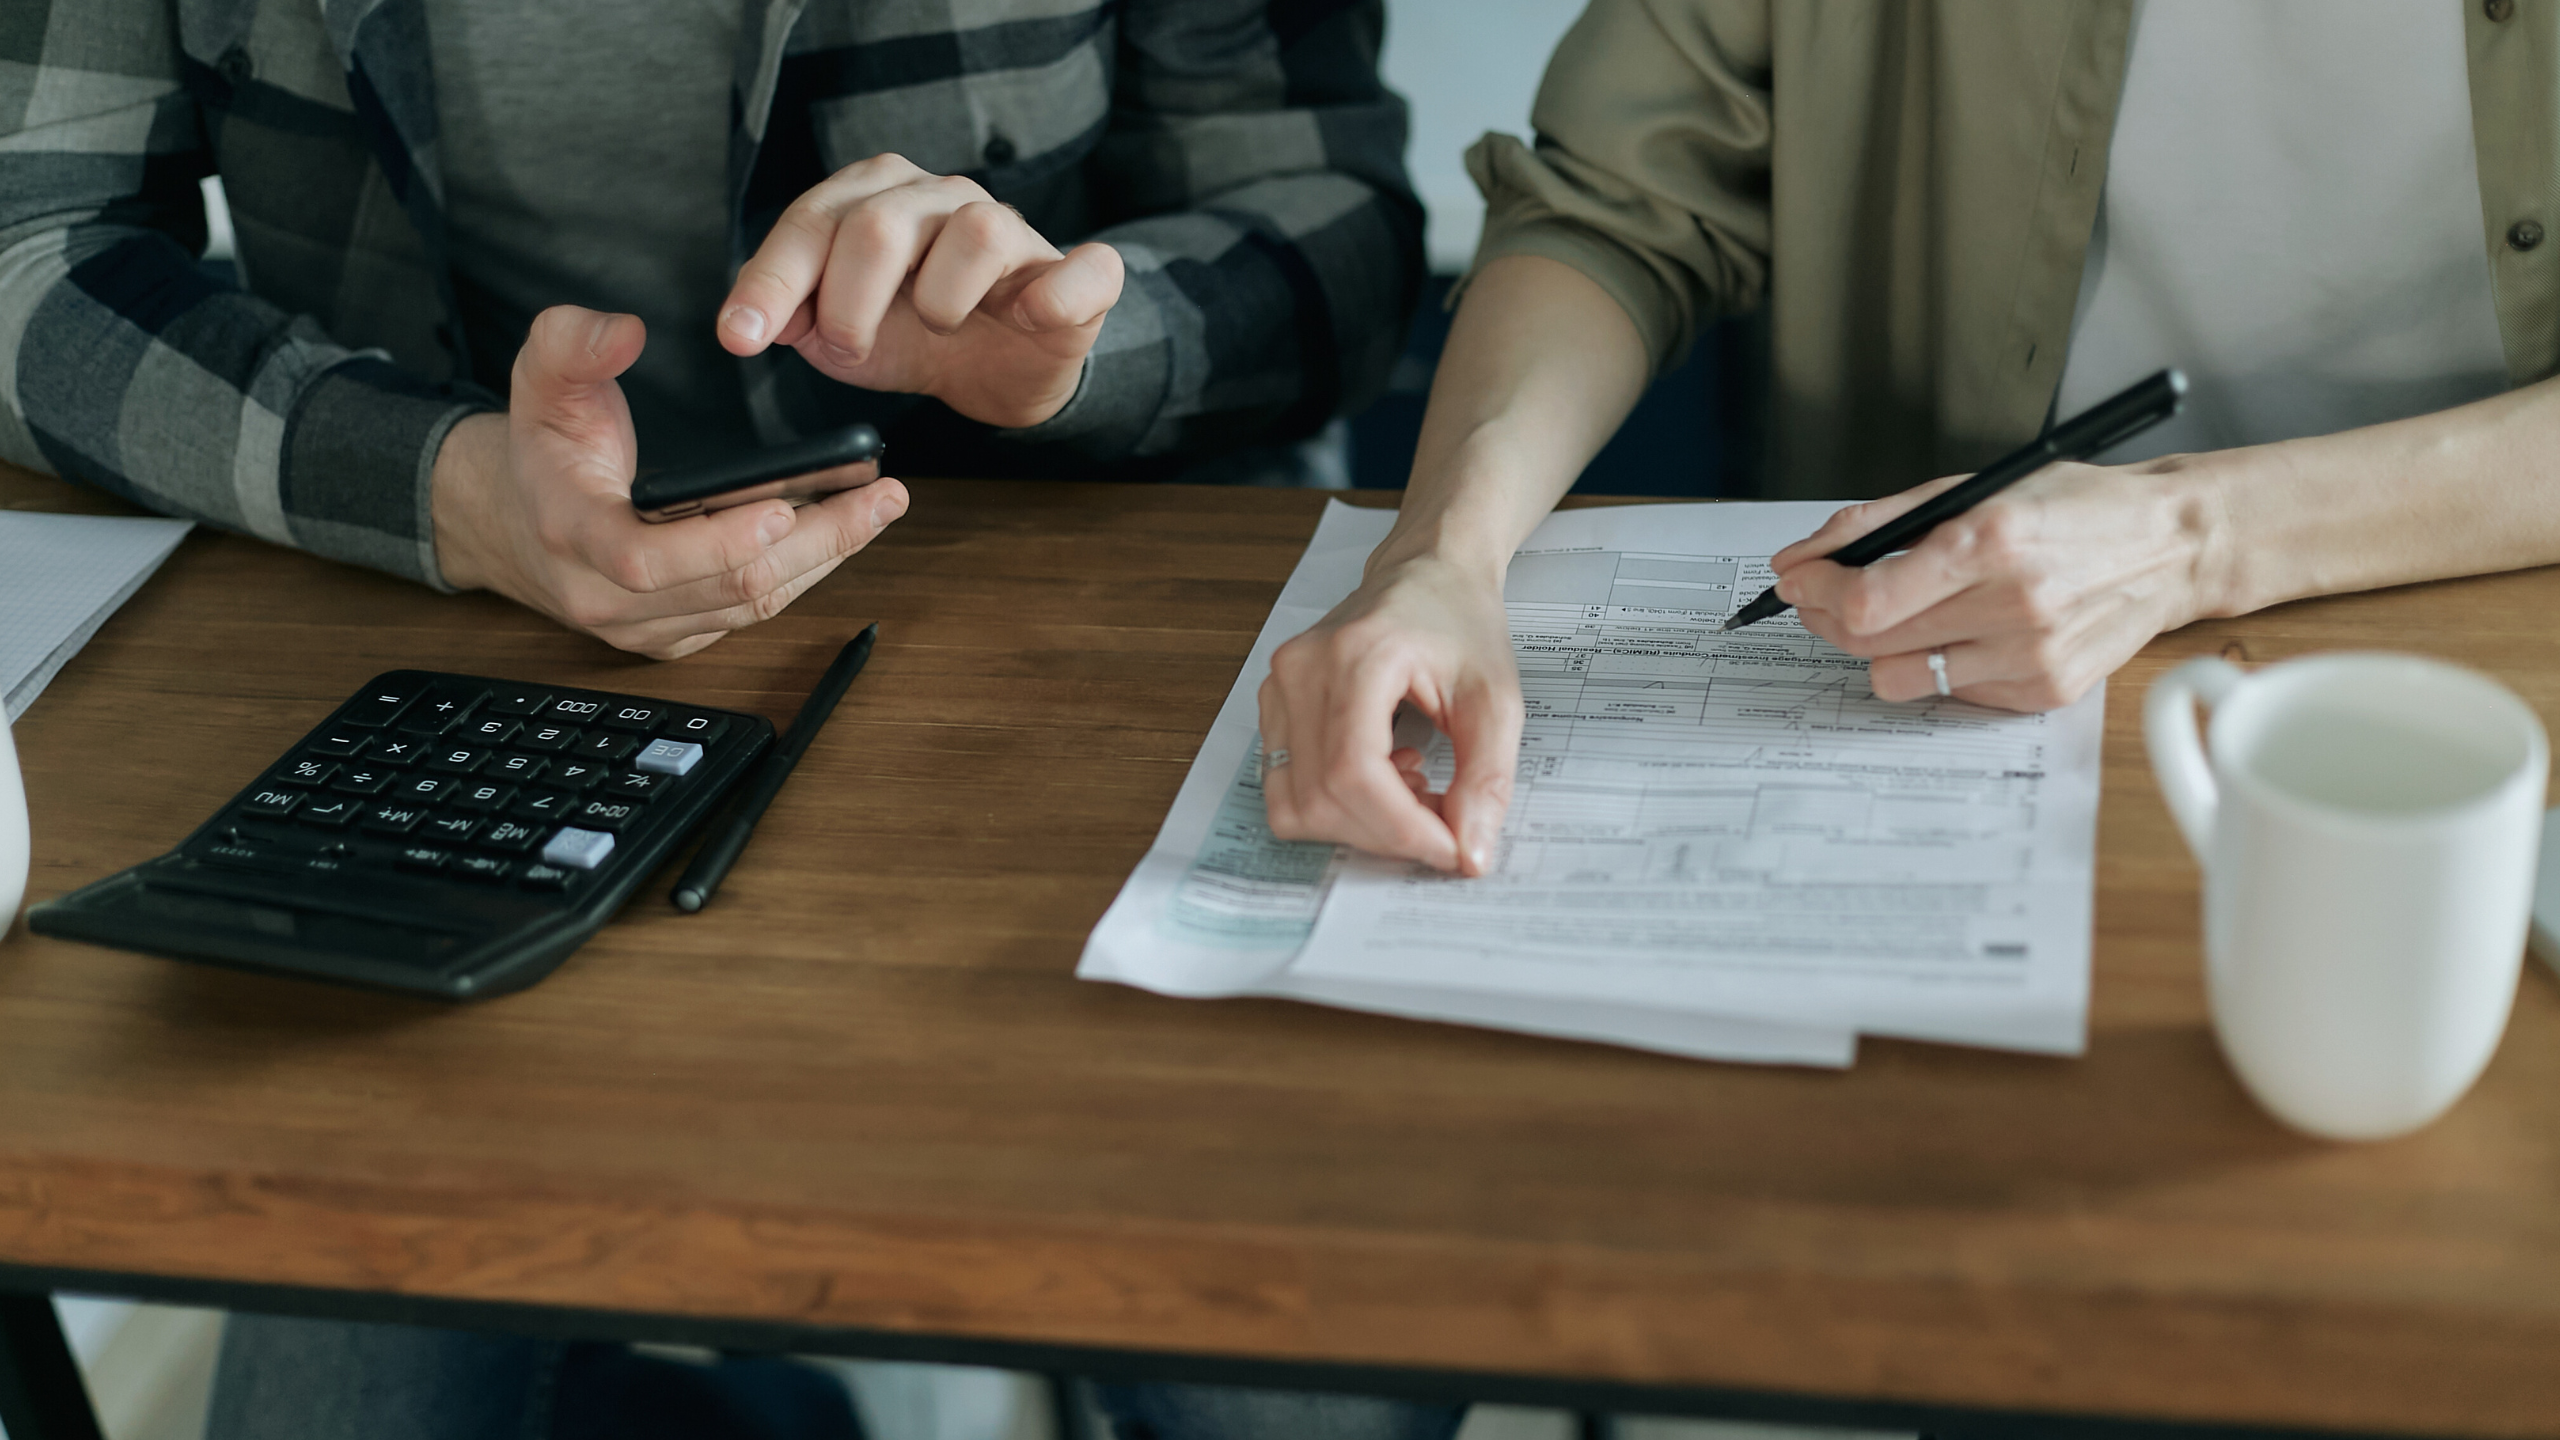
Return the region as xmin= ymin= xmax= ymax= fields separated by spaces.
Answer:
xmin=1257 ymin=556 xmax=1525 ymax=876
xmin=432 ymin=305 xmax=908 ymax=659
xmin=1771 ymin=459 xmax=2230 ymax=711
xmin=716 ymin=153 xmax=1125 ymax=429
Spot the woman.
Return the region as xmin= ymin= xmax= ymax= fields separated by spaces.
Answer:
xmin=1260 ymin=0 xmax=2560 ymax=877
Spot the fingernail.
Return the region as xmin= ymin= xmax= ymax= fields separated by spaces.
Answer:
xmin=722 ymin=305 xmax=767 ymax=345
xmin=875 ymin=488 xmax=908 ymax=522
xmin=757 ymin=511 xmax=791 ymax=546
xmin=821 ymin=341 xmax=862 ymax=369
xmin=585 ymin=312 xmax=616 ymax=356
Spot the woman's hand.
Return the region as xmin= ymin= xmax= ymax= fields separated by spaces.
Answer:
xmin=1770 ymin=459 xmax=2231 ymax=711
xmin=1253 ymin=252 xmax=1653 ymax=872
xmin=1257 ymin=555 xmax=1525 ymax=875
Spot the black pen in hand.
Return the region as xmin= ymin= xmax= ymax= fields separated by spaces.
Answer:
xmin=671 ymin=623 xmax=878 ymax=912
xmin=1721 ymin=369 xmax=2188 ymax=632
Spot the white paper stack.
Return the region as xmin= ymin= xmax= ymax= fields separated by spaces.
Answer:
xmin=1080 ymin=501 xmax=2104 ymax=1066
xmin=0 ymin=512 xmax=192 ymax=719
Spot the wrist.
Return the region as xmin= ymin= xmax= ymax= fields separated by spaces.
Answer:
xmin=1367 ymin=435 xmax=1561 ymax=588
xmin=1366 ymin=517 xmax=1511 ymax=592
xmin=2158 ymin=451 xmax=2249 ymax=621
xmin=430 ymin=412 xmax=510 ymax=592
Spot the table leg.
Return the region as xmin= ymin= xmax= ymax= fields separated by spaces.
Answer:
xmin=1045 ymin=1372 xmax=1098 ymax=1440
xmin=0 ymin=1292 xmax=104 ymax=1440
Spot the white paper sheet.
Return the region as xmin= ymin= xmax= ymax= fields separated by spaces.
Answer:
xmin=1293 ymin=503 xmax=2103 ymax=1055
xmin=1082 ymin=498 xmax=2105 ymax=1062
xmin=0 ymin=513 xmax=192 ymax=719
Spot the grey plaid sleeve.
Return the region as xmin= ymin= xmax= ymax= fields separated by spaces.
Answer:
xmin=1008 ymin=0 xmax=1425 ymax=463
xmin=0 ymin=0 xmax=486 ymax=588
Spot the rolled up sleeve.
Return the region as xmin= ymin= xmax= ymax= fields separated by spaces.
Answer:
xmin=1462 ymin=0 xmax=1774 ymax=377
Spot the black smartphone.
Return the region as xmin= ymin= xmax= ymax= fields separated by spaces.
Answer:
xmin=628 ymin=425 xmax=884 ymax=523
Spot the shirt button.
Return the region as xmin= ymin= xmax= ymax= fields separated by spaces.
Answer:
xmin=2486 ymin=0 xmax=2515 ymax=21
xmin=982 ymin=133 xmax=1017 ymax=167
xmin=218 ymin=47 xmax=254 ymax=86
xmin=2510 ymin=219 xmax=2545 ymax=252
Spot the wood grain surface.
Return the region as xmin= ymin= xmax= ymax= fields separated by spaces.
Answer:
xmin=4 ymin=461 xmax=2559 ymax=1436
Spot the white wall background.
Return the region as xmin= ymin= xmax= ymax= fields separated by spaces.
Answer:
xmin=1378 ymin=0 xmax=1585 ymax=271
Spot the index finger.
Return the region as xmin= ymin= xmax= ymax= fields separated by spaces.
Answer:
xmin=1778 ymin=521 xmax=1996 ymax=641
xmin=1307 ymin=661 xmax=1466 ymax=869
xmin=718 ymin=154 xmax=928 ymax=355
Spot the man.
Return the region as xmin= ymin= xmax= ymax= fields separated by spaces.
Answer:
xmin=5 ymin=2 xmax=1431 ymax=1435
xmin=0 ymin=0 xmax=1422 ymax=658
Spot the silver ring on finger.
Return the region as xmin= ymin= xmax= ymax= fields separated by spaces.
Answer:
xmin=1264 ymin=746 xmax=1292 ymax=772
xmin=1927 ymin=649 xmax=1952 ymax=697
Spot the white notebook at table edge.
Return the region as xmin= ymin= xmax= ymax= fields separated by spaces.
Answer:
xmin=0 ymin=511 xmax=193 ymax=720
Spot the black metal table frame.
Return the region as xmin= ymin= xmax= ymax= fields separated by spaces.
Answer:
xmin=0 ymin=1261 xmax=2452 ymax=1440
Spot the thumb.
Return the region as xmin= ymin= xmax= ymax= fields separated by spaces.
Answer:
xmin=1011 ymin=242 xmax=1124 ymax=332
xmin=514 ymin=306 xmax=646 ymax=411
xmin=1437 ymin=678 xmax=1525 ymax=877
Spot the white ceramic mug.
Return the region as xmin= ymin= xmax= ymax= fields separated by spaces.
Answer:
xmin=0 ymin=705 xmax=25 ymax=937
xmin=2146 ymin=653 xmax=2548 ymax=1139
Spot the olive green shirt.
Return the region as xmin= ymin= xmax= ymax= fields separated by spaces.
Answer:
xmin=1466 ymin=0 xmax=2560 ymax=500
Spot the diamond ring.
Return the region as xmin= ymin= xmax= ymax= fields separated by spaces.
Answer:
xmin=1927 ymin=650 xmax=1951 ymax=697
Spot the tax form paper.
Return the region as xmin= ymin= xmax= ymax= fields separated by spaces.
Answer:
xmin=1079 ymin=501 xmax=2104 ymax=1066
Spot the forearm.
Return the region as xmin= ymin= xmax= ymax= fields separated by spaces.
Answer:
xmin=2196 ymin=375 xmax=2560 ymax=616
xmin=1369 ymin=254 xmax=1650 ymax=582
xmin=3 ymin=224 xmax=484 ymax=585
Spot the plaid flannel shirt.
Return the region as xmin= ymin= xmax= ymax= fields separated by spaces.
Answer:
xmin=0 ymin=0 xmax=1423 ymax=586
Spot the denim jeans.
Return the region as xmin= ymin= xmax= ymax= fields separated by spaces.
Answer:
xmin=205 ymin=1316 xmax=864 ymax=1440
xmin=207 ymin=1316 xmax=1469 ymax=1440
xmin=1092 ymin=1381 xmax=1467 ymax=1440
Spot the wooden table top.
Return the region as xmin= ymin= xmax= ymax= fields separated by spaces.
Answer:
xmin=4 ymin=461 xmax=2559 ymax=1437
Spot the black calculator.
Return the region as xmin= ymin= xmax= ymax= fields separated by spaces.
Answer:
xmin=30 ymin=672 xmax=773 ymax=999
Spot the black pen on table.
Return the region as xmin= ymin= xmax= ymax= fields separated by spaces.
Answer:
xmin=671 ymin=623 xmax=877 ymax=913
xmin=1721 ymin=368 xmax=2188 ymax=632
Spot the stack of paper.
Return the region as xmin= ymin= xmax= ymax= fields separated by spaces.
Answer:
xmin=1080 ymin=501 xmax=2104 ymax=1067
xmin=0 ymin=512 xmax=192 ymax=719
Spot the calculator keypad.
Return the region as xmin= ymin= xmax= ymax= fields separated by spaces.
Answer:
xmin=192 ymin=676 xmax=760 ymax=909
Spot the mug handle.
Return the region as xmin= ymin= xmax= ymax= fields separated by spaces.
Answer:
xmin=2144 ymin=656 xmax=2245 ymax=860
